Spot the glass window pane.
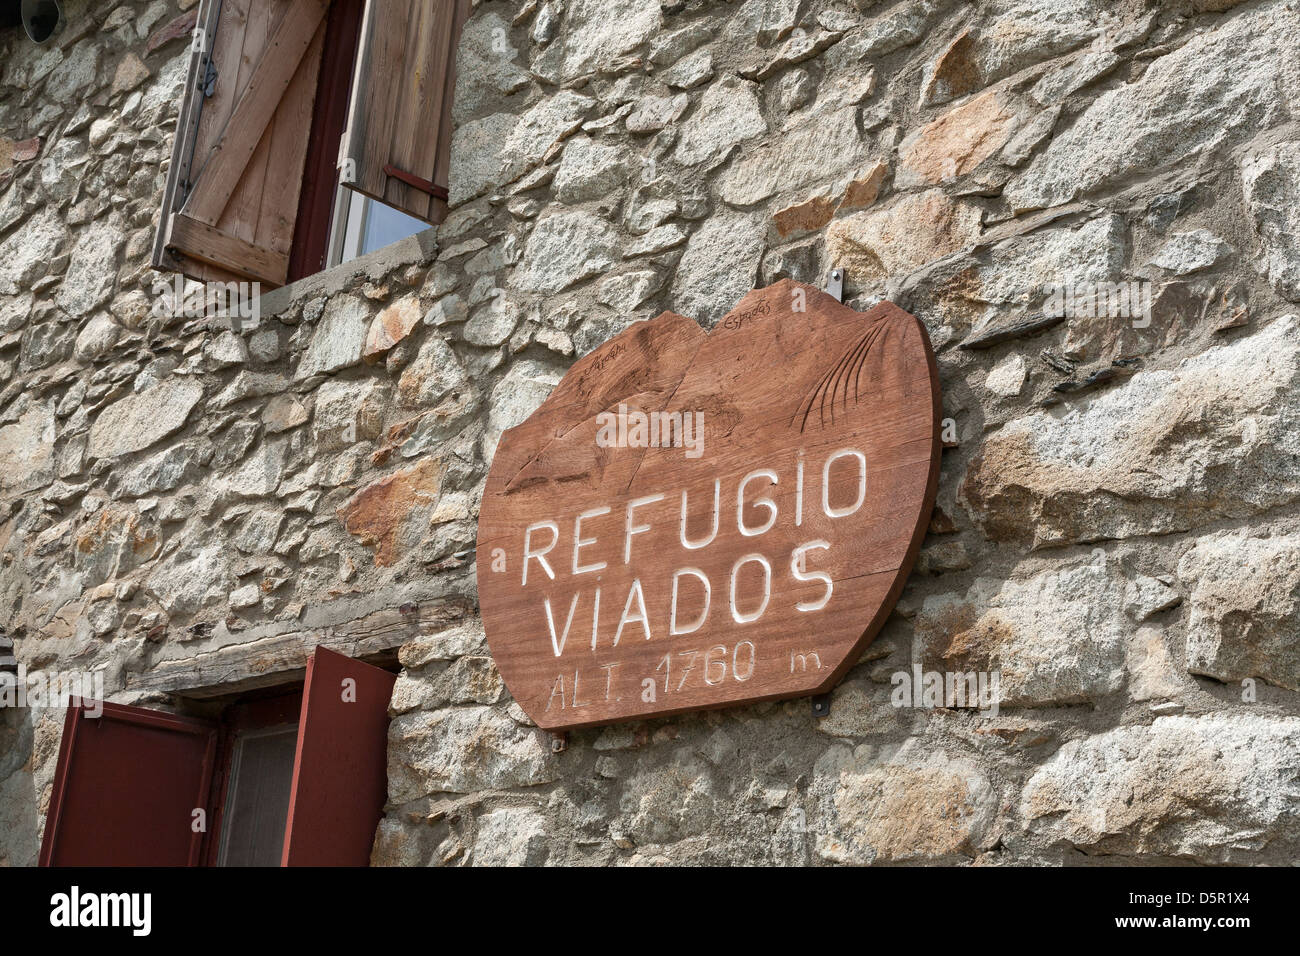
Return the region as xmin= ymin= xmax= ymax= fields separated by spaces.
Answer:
xmin=360 ymin=198 xmax=428 ymax=256
xmin=217 ymin=725 xmax=298 ymax=867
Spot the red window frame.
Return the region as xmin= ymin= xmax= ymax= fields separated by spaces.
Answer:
xmin=201 ymin=687 xmax=305 ymax=867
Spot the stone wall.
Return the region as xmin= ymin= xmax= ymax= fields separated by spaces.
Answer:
xmin=3 ymin=0 xmax=1300 ymax=866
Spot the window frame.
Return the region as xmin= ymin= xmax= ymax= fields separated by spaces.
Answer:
xmin=286 ymin=0 xmax=366 ymax=283
xmin=202 ymin=687 xmax=305 ymax=867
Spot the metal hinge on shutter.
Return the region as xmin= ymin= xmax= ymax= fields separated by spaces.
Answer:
xmin=202 ymin=58 xmax=218 ymax=97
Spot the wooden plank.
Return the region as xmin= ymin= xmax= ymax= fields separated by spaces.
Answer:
xmin=189 ymin=0 xmax=251 ymax=184
xmin=475 ymin=280 xmax=943 ymax=731
xmin=340 ymin=0 xmax=408 ymax=210
xmin=255 ymin=20 xmax=326 ymax=256
xmin=150 ymin=0 xmax=225 ymax=272
xmin=124 ymin=598 xmax=474 ymax=698
xmin=218 ymin=0 xmax=279 ymax=244
xmin=167 ymin=212 xmax=290 ymax=285
xmin=184 ymin=0 xmax=329 ymax=226
xmin=385 ymin=0 xmax=441 ymax=220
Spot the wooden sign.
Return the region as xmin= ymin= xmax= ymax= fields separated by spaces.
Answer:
xmin=476 ymin=279 xmax=941 ymax=730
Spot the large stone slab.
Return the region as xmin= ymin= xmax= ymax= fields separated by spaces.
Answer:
xmin=914 ymin=555 xmax=1128 ymax=707
xmin=1023 ymin=715 xmax=1300 ymax=861
xmin=1178 ymin=532 xmax=1300 ymax=691
xmin=1005 ymin=2 xmax=1300 ymax=210
xmin=961 ymin=315 xmax=1300 ymax=547
xmin=813 ymin=744 xmax=998 ymax=864
xmin=87 ymin=378 xmax=204 ymax=460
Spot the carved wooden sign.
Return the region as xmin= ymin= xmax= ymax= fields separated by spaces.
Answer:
xmin=477 ymin=279 xmax=941 ymax=730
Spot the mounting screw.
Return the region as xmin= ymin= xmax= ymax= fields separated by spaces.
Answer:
xmin=825 ymin=267 xmax=844 ymax=304
xmin=811 ymin=694 xmax=832 ymax=718
xmin=550 ymin=732 xmax=568 ymax=754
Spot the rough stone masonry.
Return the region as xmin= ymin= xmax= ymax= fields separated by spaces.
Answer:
xmin=2 ymin=0 xmax=1300 ymax=866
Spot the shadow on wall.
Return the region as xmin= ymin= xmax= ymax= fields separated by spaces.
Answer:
xmin=0 ymin=706 xmax=40 ymax=866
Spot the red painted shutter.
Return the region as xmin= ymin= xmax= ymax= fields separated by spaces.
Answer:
xmin=280 ymin=647 xmax=397 ymax=866
xmin=39 ymin=702 xmax=219 ymax=867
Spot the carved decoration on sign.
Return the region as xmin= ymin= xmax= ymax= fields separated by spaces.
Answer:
xmin=477 ymin=280 xmax=942 ymax=730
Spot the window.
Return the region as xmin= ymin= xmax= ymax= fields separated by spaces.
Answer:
xmin=39 ymin=647 xmax=397 ymax=867
xmin=210 ymin=689 xmax=304 ymax=868
xmin=152 ymin=0 xmax=470 ymax=289
xmin=330 ymin=189 xmax=430 ymax=268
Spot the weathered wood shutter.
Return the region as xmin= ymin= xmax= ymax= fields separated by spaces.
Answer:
xmin=39 ymin=701 xmax=219 ymax=866
xmin=338 ymin=0 xmax=471 ymax=225
xmin=152 ymin=0 xmax=330 ymax=288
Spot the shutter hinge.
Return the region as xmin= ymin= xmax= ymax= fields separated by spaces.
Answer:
xmin=201 ymin=59 xmax=218 ymax=98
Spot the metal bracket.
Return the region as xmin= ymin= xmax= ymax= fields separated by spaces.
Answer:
xmin=550 ymin=731 xmax=568 ymax=754
xmin=384 ymin=163 xmax=450 ymax=202
xmin=811 ymin=693 xmax=832 ymax=718
xmin=202 ymin=59 xmax=218 ymax=98
xmin=825 ymin=267 xmax=844 ymax=303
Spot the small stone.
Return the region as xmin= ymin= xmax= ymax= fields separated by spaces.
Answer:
xmin=1242 ymin=141 xmax=1300 ymax=301
xmin=73 ymin=315 xmax=122 ymax=362
xmin=463 ymin=296 xmax=520 ymax=347
xmin=669 ymin=211 xmax=765 ymax=326
xmin=661 ymin=48 xmax=713 ymax=90
xmin=337 ymin=458 xmax=445 ymax=566
xmin=229 ymin=584 xmax=260 ymax=610
xmin=598 ymin=269 xmax=664 ymax=312
xmin=553 ymin=137 xmax=627 ymax=203
xmin=625 ymin=93 xmax=689 ymax=134
xmin=88 ymin=379 xmax=204 ymax=460
xmin=473 ymin=807 xmax=550 ymax=866
xmin=1179 ymin=532 xmax=1300 ymax=691
xmin=262 ymin=395 xmax=309 ymax=434
xmin=719 ymin=107 xmax=867 ymax=207
xmin=1149 ymin=229 xmax=1231 ymax=275
xmin=363 ymin=295 xmax=422 ymax=363
xmin=985 ymin=353 xmax=1027 ymax=397
xmin=826 ymin=190 xmax=982 ymax=284
xmin=672 ymin=77 xmax=766 ymax=168
xmin=772 ymin=194 xmax=835 ymax=238
xmin=511 ymin=211 xmax=619 ymax=295
xmin=111 ymin=53 xmax=150 ymax=94
xmin=295 ymin=294 xmax=369 ymax=380
xmin=837 ymin=161 xmax=888 ymax=212
xmin=774 ymin=68 xmax=815 ymax=113
xmin=920 ymin=30 xmax=980 ymax=106
xmin=896 ymin=89 xmax=1018 ymax=189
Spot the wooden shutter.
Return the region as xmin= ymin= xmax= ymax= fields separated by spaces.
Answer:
xmin=338 ymin=0 xmax=471 ymax=224
xmin=152 ymin=0 xmax=330 ymax=288
xmin=280 ymin=646 xmax=396 ymax=866
xmin=39 ymin=701 xmax=219 ymax=867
